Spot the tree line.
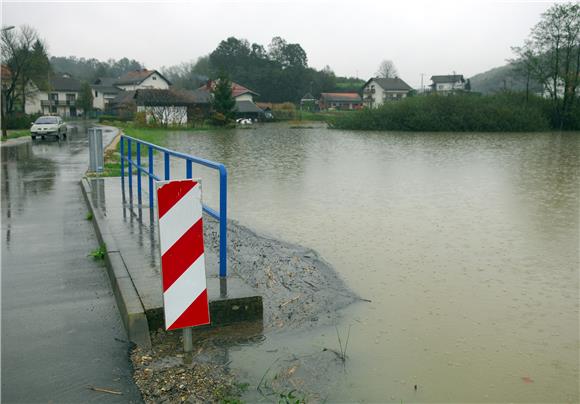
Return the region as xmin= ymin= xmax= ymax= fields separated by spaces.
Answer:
xmin=163 ymin=36 xmax=339 ymax=102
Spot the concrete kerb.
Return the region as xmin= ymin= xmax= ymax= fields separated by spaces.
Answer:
xmin=80 ymin=178 xmax=152 ymax=349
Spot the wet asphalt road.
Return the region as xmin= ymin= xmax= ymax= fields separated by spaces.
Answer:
xmin=1 ymin=124 xmax=142 ymax=403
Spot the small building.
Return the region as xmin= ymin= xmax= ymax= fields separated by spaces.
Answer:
xmin=91 ymin=77 xmax=122 ymax=112
xmin=109 ymin=88 xmax=209 ymax=125
xmin=25 ymin=73 xmax=84 ymax=117
xmin=362 ymin=77 xmax=413 ymax=108
xmin=319 ymin=93 xmax=362 ymax=110
xmin=300 ymin=92 xmax=317 ymax=111
xmin=115 ymin=69 xmax=171 ymax=91
xmin=430 ymin=75 xmax=467 ymax=94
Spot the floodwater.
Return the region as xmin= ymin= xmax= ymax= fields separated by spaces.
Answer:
xmin=164 ymin=124 xmax=579 ymax=402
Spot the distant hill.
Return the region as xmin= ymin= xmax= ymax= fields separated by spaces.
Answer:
xmin=469 ymin=63 xmax=542 ymax=94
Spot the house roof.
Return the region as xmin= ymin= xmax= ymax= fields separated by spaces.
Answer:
xmin=115 ymin=69 xmax=172 ymax=86
xmin=94 ymin=77 xmax=117 ymax=86
xmin=235 ymin=100 xmax=263 ymax=114
xmin=197 ymin=80 xmax=259 ymax=98
xmin=110 ymin=88 xmax=209 ymax=108
xmin=110 ymin=91 xmax=136 ymax=108
xmin=134 ymin=88 xmax=207 ymax=106
xmin=91 ymin=78 xmax=122 ymax=94
xmin=320 ymin=92 xmax=362 ymax=102
xmin=431 ymin=75 xmax=465 ymax=84
xmin=50 ymin=75 xmax=82 ymax=92
xmin=91 ymin=85 xmax=122 ymax=95
xmin=301 ymin=92 xmax=316 ymax=101
xmin=365 ymin=77 xmax=412 ymax=91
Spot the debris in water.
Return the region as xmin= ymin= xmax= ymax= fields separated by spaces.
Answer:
xmin=521 ymin=376 xmax=534 ymax=384
xmin=87 ymin=386 xmax=123 ymax=395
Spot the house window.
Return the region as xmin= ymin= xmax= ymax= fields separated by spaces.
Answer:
xmin=95 ymin=91 xmax=98 ymax=97
xmin=152 ymin=76 xmax=157 ymax=80
xmin=66 ymin=93 xmax=76 ymax=101
xmin=49 ymin=93 xmax=58 ymax=101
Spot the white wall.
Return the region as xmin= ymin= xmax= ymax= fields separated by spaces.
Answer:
xmin=235 ymin=93 xmax=253 ymax=102
xmin=117 ymin=72 xmax=170 ymax=91
xmin=92 ymin=89 xmax=119 ymax=110
xmin=435 ymin=81 xmax=464 ymax=92
xmin=25 ymin=89 xmax=83 ymax=117
xmin=363 ymin=79 xmax=408 ymax=108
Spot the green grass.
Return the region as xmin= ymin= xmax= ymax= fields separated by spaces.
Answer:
xmin=91 ymin=121 xmax=207 ymax=178
xmin=1 ymin=129 xmax=31 ymax=142
xmin=88 ymin=245 xmax=106 ymax=260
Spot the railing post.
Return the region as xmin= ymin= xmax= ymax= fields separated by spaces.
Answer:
xmin=148 ymin=145 xmax=154 ymax=209
xmin=120 ymin=136 xmax=125 ymax=196
xmin=127 ymin=138 xmax=133 ymax=201
xmin=136 ymin=142 xmax=142 ymax=205
xmin=219 ymin=166 xmax=227 ymax=278
xmin=164 ymin=152 xmax=170 ymax=180
xmin=186 ymin=160 xmax=192 ymax=179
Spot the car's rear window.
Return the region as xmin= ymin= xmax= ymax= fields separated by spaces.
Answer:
xmin=35 ymin=117 xmax=58 ymax=124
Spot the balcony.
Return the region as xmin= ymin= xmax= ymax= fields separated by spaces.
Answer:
xmin=41 ymin=100 xmax=76 ymax=107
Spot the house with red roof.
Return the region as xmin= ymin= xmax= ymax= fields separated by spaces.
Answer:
xmin=319 ymin=92 xmax=363 ymax=110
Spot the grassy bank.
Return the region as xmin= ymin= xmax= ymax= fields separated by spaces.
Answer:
xmin=96 ymin=121 xmax=219 ymax=177
xmin=329 ymin=93 xmax=579 ymax=132
xmin=1 ymin=129 xmax=31 ymax=142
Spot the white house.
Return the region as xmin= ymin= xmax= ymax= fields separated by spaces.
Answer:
xmin=430 ymin=75 xmax=467 ymax=94
xmin=25 ymin=73 xmax=84 ymax=117
xmin=541 ymin=77 xmax=580 ymax=99
xmin=362 ymin=77 xmax=413 ymax=108
xmin=91 ymin=78 xmax=122 ymax=111
xmin=114 ymin=69 xmax=171 ymax=91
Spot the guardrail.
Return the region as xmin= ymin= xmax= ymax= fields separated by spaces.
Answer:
xmin=119 ymin=134 xmax=228 ymax=278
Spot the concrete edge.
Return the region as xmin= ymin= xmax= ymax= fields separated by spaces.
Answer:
xmin=80 ymin=177 xmax=152 ymax=349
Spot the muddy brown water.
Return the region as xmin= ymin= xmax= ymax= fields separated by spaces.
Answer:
xmin=160 ymin=124 xmax=578 ymax=402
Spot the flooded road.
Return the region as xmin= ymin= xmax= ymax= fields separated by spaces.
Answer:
xmin=164 ymin=124 xmax=579 ymax=402
xmin=1 ymin=125 xmax=141 ymax=402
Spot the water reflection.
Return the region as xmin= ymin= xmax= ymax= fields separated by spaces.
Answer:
xmin=1 ymin=142 xmax=57 ymax=248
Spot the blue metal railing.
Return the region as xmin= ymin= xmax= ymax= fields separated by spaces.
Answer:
xmin=120 ymin=134 xmax=228 ymax=278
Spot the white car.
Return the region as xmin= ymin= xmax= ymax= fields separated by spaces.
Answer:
xmin=30 ymin=116 xmax=67 ymax=140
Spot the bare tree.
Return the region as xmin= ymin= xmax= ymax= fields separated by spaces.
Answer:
xmin=1 ymin=26 xmax=41 ymax=115
xmin=146 ymin=106 xmax=188 ymax=127
xmin=375 ymin=60 xmax=399 ymax=78
xmin=513 ymin=3 xmax=580 ymax=127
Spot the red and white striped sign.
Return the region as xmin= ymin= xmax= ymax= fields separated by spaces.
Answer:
xmin=156 ymin=179 xmax=210 ymax=331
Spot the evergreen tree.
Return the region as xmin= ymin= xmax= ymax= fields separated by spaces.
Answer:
xmin=211 ymin=73 xmax=236 ymax=125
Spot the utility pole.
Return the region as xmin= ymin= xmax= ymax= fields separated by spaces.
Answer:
xmin=420 ymin=73 xmax=424 ymax=94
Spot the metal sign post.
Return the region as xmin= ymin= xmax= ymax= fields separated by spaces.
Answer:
xmin=156 ymin=179 xmax=210 ymax=353
xmin=88 ymin=127 xmax=104 ymax=173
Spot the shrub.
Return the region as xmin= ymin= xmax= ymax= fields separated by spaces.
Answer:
xmin=330 ymin=93 xmax=554 ymax=132
xmin=5 ymin=112 xmax=42 ymax=129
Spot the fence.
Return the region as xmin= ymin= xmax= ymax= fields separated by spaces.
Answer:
xmin=119 ymin=134 xmax=228 ymax=278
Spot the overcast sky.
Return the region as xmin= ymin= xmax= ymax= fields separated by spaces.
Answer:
xmin=3 ymin=0 xmax=556 ymax=87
